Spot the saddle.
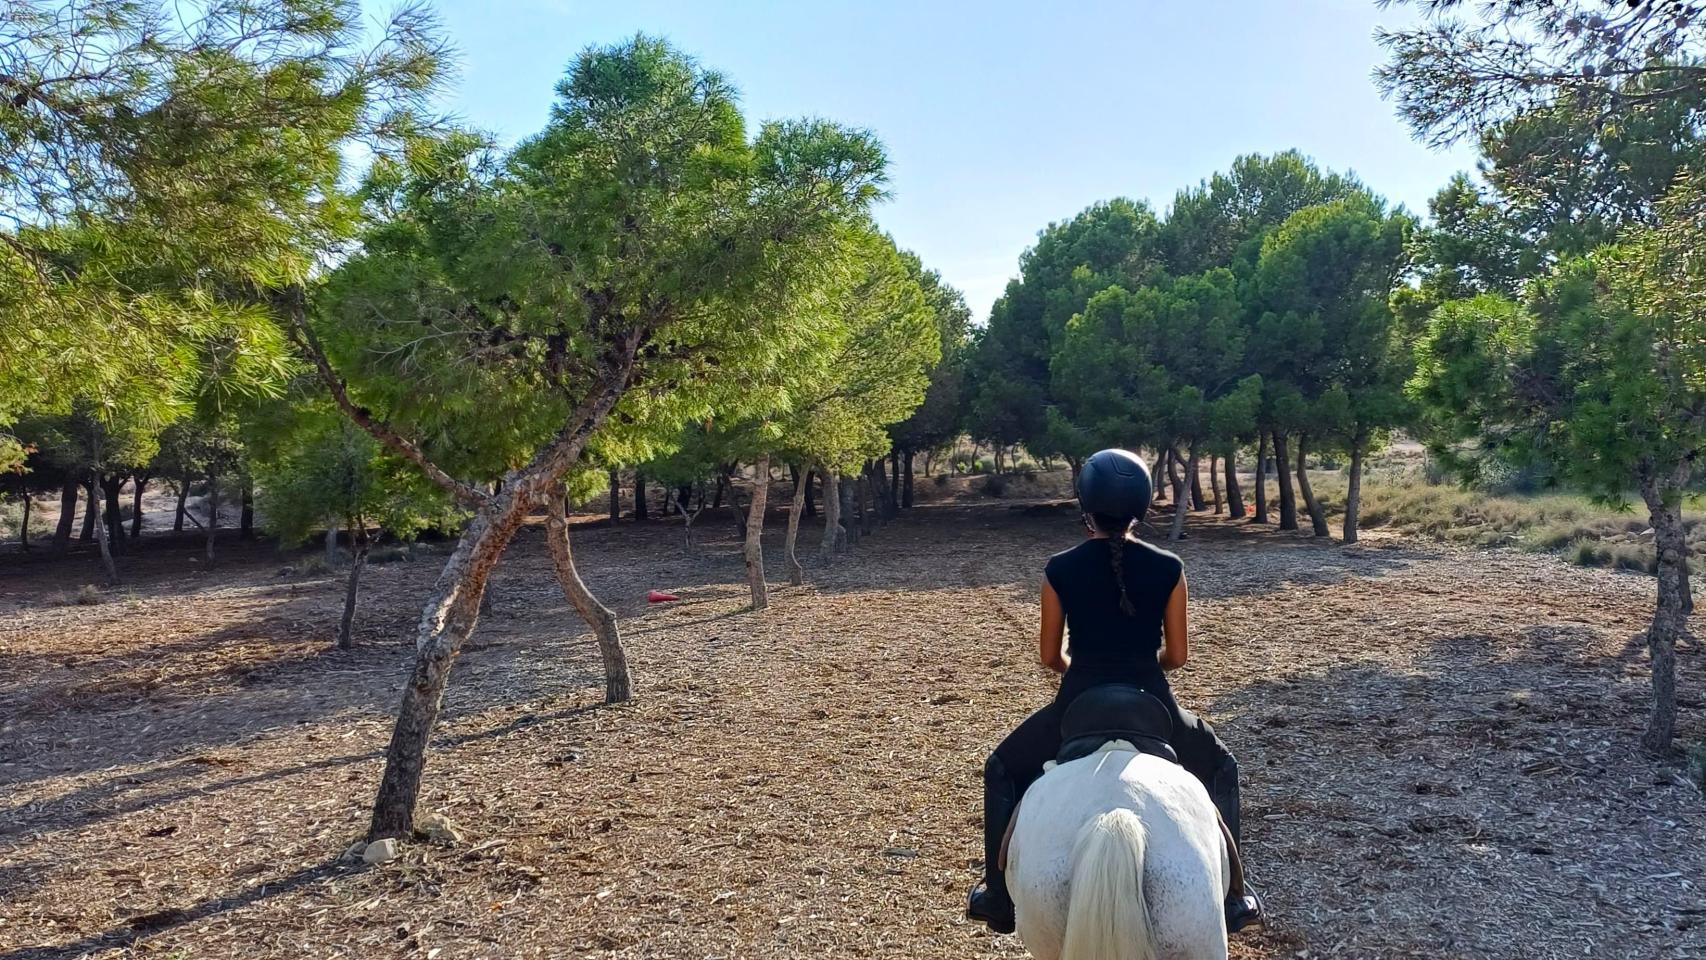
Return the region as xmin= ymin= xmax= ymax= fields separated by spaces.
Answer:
xmin=1055 ymin=684 xmax=1178 ymax=766
xmin=1000 ymin=686 xmax=1177 ymax=871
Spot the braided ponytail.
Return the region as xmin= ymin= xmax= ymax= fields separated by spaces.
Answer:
xmin=1092 ymin=512 xmax=1138 ymax=616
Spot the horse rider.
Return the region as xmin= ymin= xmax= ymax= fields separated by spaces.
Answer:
xmin=966 ymin=447 xmax=1264 ymax=935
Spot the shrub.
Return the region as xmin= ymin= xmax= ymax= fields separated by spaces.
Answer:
xmin=932 ymin=473 xmax=950 ymax=487
xmin=51 ymin=584 xmax=103 ymax=606
xmin=1570 ymin=539 xmax=1609 ymax=568
xmin=295 ymin=555 xmax=334 ymax=576
xmin=1422 ymin=455 xmax=1451 ymax=486
xmin=369 ymin=544 xmax=412 ymax=564
xmin=980 ymin=474 xmax=1009 ymax=498
xmin=1474 ymin=455 xmax=1553 ymax=496
xmin=1606 ymin=542 xmax=1657 ymax=574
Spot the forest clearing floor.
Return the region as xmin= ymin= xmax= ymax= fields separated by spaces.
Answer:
xmin=1 ymin=492 xmax=1703 ymax=959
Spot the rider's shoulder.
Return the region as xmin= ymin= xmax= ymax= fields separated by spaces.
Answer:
xmin=1126 ymin=538 xmax=1183 ymax=569
xmin=1045 ymin=540 xmax=1101 ymax=576
xmin=1049 ymin=539 xmax=1105 ymax=563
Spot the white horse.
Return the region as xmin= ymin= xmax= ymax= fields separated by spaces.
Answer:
xmin=1006 ymin=741 xmax=1231 ymax=960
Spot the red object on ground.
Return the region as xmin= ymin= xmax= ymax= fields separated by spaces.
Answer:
xmin=647 ymin=590 xmax=679 ymax=603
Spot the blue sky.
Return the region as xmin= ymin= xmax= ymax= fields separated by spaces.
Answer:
xmin=388 ymin=0 xmax=1478 ymax=321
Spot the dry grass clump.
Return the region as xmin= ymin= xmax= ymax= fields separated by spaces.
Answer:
xmin=47 ymin=583 xmax=105 ymax=606
xmin=1311 ymin=474 xmax=1701 ymax=573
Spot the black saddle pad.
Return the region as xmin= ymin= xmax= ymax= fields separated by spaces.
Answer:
xmin=1056 ymin=684 xmax=1178 ymax=765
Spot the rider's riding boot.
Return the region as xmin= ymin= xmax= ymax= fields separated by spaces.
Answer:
xmin=1211 ymin=761 xmax=1266 ymax=934
xmin=966 ymin=754 xmax=1018 ymax=934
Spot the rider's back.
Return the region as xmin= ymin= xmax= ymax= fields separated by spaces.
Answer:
xmin=1045 ymin=538 xmax=1181 ymax=704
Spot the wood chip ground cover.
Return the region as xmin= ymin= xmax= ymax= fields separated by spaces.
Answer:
xmin=0 ymin=491 xmax=1702 ymax=959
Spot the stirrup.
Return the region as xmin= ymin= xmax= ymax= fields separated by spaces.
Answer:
xmin=967 ymin=882 xmax=1015 ymax=934
xmin=1226 ymin=890 xmax=1266 ymax=934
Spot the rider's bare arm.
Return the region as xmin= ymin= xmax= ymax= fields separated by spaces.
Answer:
xmin=1039 ymin=579 xmax=1068 ymax=673
xmin=1158 ymin=574 xmax=1189 ymax=671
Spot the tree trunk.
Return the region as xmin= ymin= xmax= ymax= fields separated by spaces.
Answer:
xmin=820 ymin=469 xmax=842 ymax=559
xmin=888 ymin=454 xmax=901 ymax=516
xmin=89 ymin=472 xmax=117 ymax=584
xmin=79 ymin=481 xmax=96 ymax=541
xmin=1168 ymin=448 xmax=1197 ymax=541
xmin=671 ymin=484 xmax=706 ymax=552
xmin=1296 ymin=435 xmax=1329 ymax=537
xmin=369 ymin=497 xmax=528 ymax=840
xmin=239 ymin=476 xmax=255 ymax=540
xmin=1162 ymin=449 xmax=1181 ymax=506
xmin=337 ymin=525 xmax=369 ymax=650
xmin=1189 ymin=452 xmax=1207 ymax=511
xmin=902 ymin=450 xmax=915 ymax=509
xmin=1343 ymin=440 xmax=1365 ymax=545
xmin=785 ymin=462 xmax=808 ymax=585
xmin=744 ymin=454 xmax=771 ymax=610
xmin=804 ymin=468 xmax=817 ymax=517
xmin=325 ymin=520 xmax=340 ymax=567
xmin=868 ymin=461 xmax=886 ymax=526
xmin=102 ymin=474 xmax=125 ymax=554
xmin=547 ymin=492 xmax=632 ymax=703
xmin=1272 ymin=432 xmax=1298 ymax=531
xmin=726 ymin=466 xmax=749 ymax=542
xmin=712 ymin=474 xmax=725 ymax=509
xmin=1251 ymin=434 xmax=1269 ymax=523
xmin=608 ymin=468 xmax=621 ymax=524
xmin=1209 ymin=455 xmax=1222 ymax=516
xmin=130 ymin=474 xmax=147 ymax=540
xmin=53 ymin=476 xmax=77 ymax=552
xmin=205 ymin=475 xmax=219 ymax=563
xmin=855 ymin=469 xmax=871 ymax=535
xmin=1639 ymin=470 xmax=1689 ymax=753
xmin=359 ymin=326 xmax=639 ymax=840
xmin=923 ymin=449 xmax=934 ymax=477
xmin=841 ymin=473 xmax=861 ymax=547
xmin=1224 ymin=450 xmax=1245 ymax=520
xmin=174 ymin=472 xmax=190 ymax=532
xmin=19 ymin=491 xmax=30 ymax=549
xmin=634 ymin=469 xmax=648 ymax=522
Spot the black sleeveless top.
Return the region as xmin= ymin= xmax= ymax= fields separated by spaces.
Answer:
xmin=1044 ymin=537 xmax=1182 ymax=705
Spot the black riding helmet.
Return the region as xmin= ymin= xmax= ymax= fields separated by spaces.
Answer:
xmin=1077 ymin=448 xmax=1153 ymax=519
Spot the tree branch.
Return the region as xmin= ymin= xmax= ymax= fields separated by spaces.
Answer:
xmin=512 ymin=326 xmax=645 ymax=497
xmin=276 ymin=285 xmax=486 ymax=509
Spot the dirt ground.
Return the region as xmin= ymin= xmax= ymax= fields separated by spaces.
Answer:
xmin=1 ymin=482 xmax=1703 ymax=959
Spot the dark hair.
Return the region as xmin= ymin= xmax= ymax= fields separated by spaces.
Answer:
xmin=1089 ymin=512 xmax=1137 ymax=617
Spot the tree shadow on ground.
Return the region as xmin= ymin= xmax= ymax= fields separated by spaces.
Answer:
xmin=0 ymin=699 xmax=606 ymax=846
xmin=0 ymin=859 xmax=344 ymax=960
xmin=0 ymin=568 xmax=613 ymax=790
xmin=1206 ymin=623 xmax=1703 ymax=959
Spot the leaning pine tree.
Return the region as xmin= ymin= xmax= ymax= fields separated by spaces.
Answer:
xmin=1410 ymin=175 xmax=1706 ymax=752
xmin=302 ymin=38 xmax=887 ymax=839
xmin=775 ymin=227 xmax=939 ymax=580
